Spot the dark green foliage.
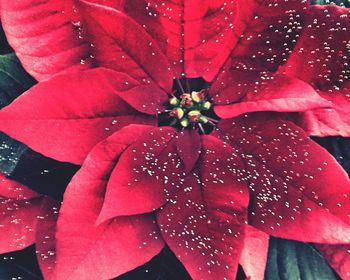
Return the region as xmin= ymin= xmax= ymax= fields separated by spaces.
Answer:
xmin=265 ymin=238 xmax=340 ymax=280
xmin=0 ymin=53 xmax=36 ymax=108
xmin=0 ymin=53 xmax=34 ymax=175
xmin=311 ymin=0 xmax=350 ymax=6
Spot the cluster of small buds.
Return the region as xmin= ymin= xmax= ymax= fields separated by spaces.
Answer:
xmin=169 ymin=90 xmax=212 ymax=128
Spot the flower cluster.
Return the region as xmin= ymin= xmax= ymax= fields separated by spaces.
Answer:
xmin=0 ymin=0 xmax=350 ymax=279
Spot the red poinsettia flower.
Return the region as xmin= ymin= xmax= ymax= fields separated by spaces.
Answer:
xmin=1 ymin=0 xmax=350 ymax=136
xmin=1 ymin=63 xmax=350 ymax=278
xmin=0 ymin=173 xmax=59 ymax=279
xmin=0 ymin=0 xmax=350 ymax=279
xmin=281 ymin=4 xmax=350 ymax=136
xmin=51 ymin=112 xmax=350 ymax=280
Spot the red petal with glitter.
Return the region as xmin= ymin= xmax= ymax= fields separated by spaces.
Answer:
xmin=97 ymin=126 xmax=187 ymax=222
xmin=212 ymin=74 xmax=330 ymax=119
xmin=218 ymin=114 xmax=350 ymax=243
xmin=77 ymin=0 xmax=173 ymax=91
xmin=0 ymin=68 xmax=156 ymax=164
xmin=115 ymin=84 xmax=168 ymax=115
xmin=123 ymin=0 xmax=230 ymax=78
xmin=157 ymin=135 xmax=249 ymax=280
xmin=0 ymin=174 xmax=43 ymax=253
xmin=316 ymin=244 xmax=350 ymax=279
xmin=86 ymin=0 xmax=124 ymax=7
xmin=240 ymin=226 xmax=269 ymax=280
xmin=283 ymin=5 xmax=350 ymax=136
xmin=176 ymin=129 xmax=201 ymax=172
xmin=292 ymin=104 xmax=350 ymax=137
xmin=122 ymin=0 xmax=307 ymax=81
xmin=35 ymin=197 xmax=60 ymax=280
xmin=211 ymin=0 xmax=308 ymax=79
xmin=0 ymin=173 xmax=38 ymax=200
xmin=0 ymin=195 xmax=43 ymax=253
xmin=0 ymin=0 xmax=92 ymax=80
xmin=0 ymin=175 xmax=59 ymax=278
xmin=55 ymin=127 xmax=164 ymax=279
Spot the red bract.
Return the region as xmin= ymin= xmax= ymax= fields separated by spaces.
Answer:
xmin=0 ymin=0 xmax=339 ymax=165
xmin=0 ymin=68 xmax=156 ymax=164
xmin=1 ymin=0 xmax=350 ymax=135
xmin=53 ymin=124 xmax=248 ymax=280
xmin=282 ymin=5 xmax=350 ymax=136
xmin=239 ymin=226 xmax=269 ymax=280
xmin=0 ymin=0 xmax=124 ymax=80
xmin=0 ymin=1 xmax=350 ymax=279
xmin=0 ymin=173 xmax=59 ymax=279
xmin=0 ymin=173 xmax=40 ymax=252
xmin=316 ymin=244 xmax=350 ymax=279
xmin=1 ymin=0 xmax=306 ymax=80
xmin=53 ymin=115 xmax=350 ymax=280
xmin=1 ymin=68 xmax=350 ymax=279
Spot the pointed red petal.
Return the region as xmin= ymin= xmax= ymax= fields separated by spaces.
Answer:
xmin=315 ymin=244 xmax=350 ymax=279
xmin=0 ymin=0 xmax=93 ymax=80
xmin=83 ymin=0 xmax=124 ymax=7
xmin=35 ymin=197 xmax=60 ymax=280
xmin=55 ymin=127 xmax=164 ymax=279
xmin=0 ymin=195 xmax=43 ymax=253
xmin=292 ymin=86 xmax=350 ymax=136
xmin=157 ymin=135 xmax=249 ymax=280
xmin=122 ymin=0 xmax=230 ymax=79
xmin=115 ymin=83 xmax=168 ymax=115
xmin=121 ymin=0 xmax=184 ymax=78
xmin=240 ymin=226 xmax=269 ymax=280
xmin=122 ymin=0 xmax=307 ymax=81
xmin=284 ymin=5 xmax=350 ymax=90
xmin=176 ymin=129 xmax=201 ymax=172
xmin=0 ymin=175 xmax=57 ymax=263
xmin=212 ymin=73 xmax=330 ymax=119
xmin=300 ymin=109 xmax=350 ymax=137
xmin=0 ymin=172 xmax=38 ymax=200
xmin=0 ymin=0 xmax=126 ymax=81
xmin=0 ymin=68 xmax=156 ymax=164
xmin=0 ymin=174 xmax=59 ymax=276
xmin=283 ymin=5 xmax=350 ymax=136
xmin=217 ymin=0 xmax=308 ymax=80
xmin=218 ymin=114 xmax=350 ymax=243
xmin=77 ymin=0 xmax=173 ymax=91
xmin=97 ymin=127 xmax=189 ymax=222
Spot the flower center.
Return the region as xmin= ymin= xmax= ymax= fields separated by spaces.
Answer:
xmin=158 ymin=78 xmax=219 ymax=134
xmin=168 ymin=91 xmax=213 ymax=128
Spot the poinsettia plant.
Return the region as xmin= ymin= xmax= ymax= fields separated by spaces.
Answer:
xmin=0 ymin=0 xmax=350 ymax=279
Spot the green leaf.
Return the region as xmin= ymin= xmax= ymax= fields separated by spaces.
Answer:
xmin=0 ymin=133 xmax=27 ymax=175
xmin=0 ymin=53 xmax=36 ymax=175
xmin=0 ymin=53 xmax=36 ymax=107
xmin=265 ymin=238 xmax=340 ymax=280
xmin=310 ymin=0 xmax=350 ymax=7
